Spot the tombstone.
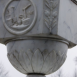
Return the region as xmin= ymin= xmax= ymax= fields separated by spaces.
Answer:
xmin=0 ymin=0 xmax=77 ymax=77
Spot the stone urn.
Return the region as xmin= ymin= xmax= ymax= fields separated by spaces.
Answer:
xmin=7 ymin=39 xmax=68 ymax=75
xmin=0 ymin=0 xmax=77 ymax=77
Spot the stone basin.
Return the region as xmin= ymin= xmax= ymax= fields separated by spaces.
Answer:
xmin=6 ymin=39 xmax=68 ymax=75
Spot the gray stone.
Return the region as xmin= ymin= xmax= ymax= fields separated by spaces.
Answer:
xmin=0 ymin=0 xmax=77 ymax=76
xmin=7 ymin=39 xmax=68 ymax=75
xmin=0 ymin=0 xmax=76 ymax=48
xmin=26 ymin=75 xmax=46 ymax=77
xmin=58 ymin=0 xmax=77 ymax=46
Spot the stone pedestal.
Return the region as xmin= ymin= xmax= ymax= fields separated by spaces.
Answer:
xmin=0 ymin=0 xmax=77 ymax=77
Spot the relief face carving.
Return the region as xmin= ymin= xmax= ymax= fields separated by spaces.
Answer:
xmin=3 ymin=0 xmax=37 ymax=35
xmin=44 ymin=0 xmax=59 ymax=33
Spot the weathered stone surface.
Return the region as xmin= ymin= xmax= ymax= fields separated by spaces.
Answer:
xmin=58 ymin=0 xmax=77 ymax=46
xmin=7 ymin=40 xmax=68 ymax=75
xmin=0 ymin=0 xmax=76 ymax=47
xmin=0 ymin=0 xmax=75 ymax=76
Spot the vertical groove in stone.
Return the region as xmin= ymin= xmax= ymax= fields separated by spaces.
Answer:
xmin=32 ymin=49 xmax=44 ymax=73
xmin=7 ymin=53 xmax=27 ymax=74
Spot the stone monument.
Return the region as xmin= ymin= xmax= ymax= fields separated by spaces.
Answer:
xmin=0 ymin=0 xmax=77 ymax=77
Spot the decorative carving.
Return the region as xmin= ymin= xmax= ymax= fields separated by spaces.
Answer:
xmin=7 ymin=49 xmax=66 ymax=74
xmin=3 ymin=0 xmax=37 ymax=35
xmin=44 ymin=0 xmax=59 ymax=33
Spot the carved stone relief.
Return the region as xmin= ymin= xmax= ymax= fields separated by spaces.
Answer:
xmin=8 ymin=49 xmax=67 ymax=74
xmin=44 ymin=0 xmax=59 ymax=33
xmin=3 ymin=0 xmax=37 ymax=35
